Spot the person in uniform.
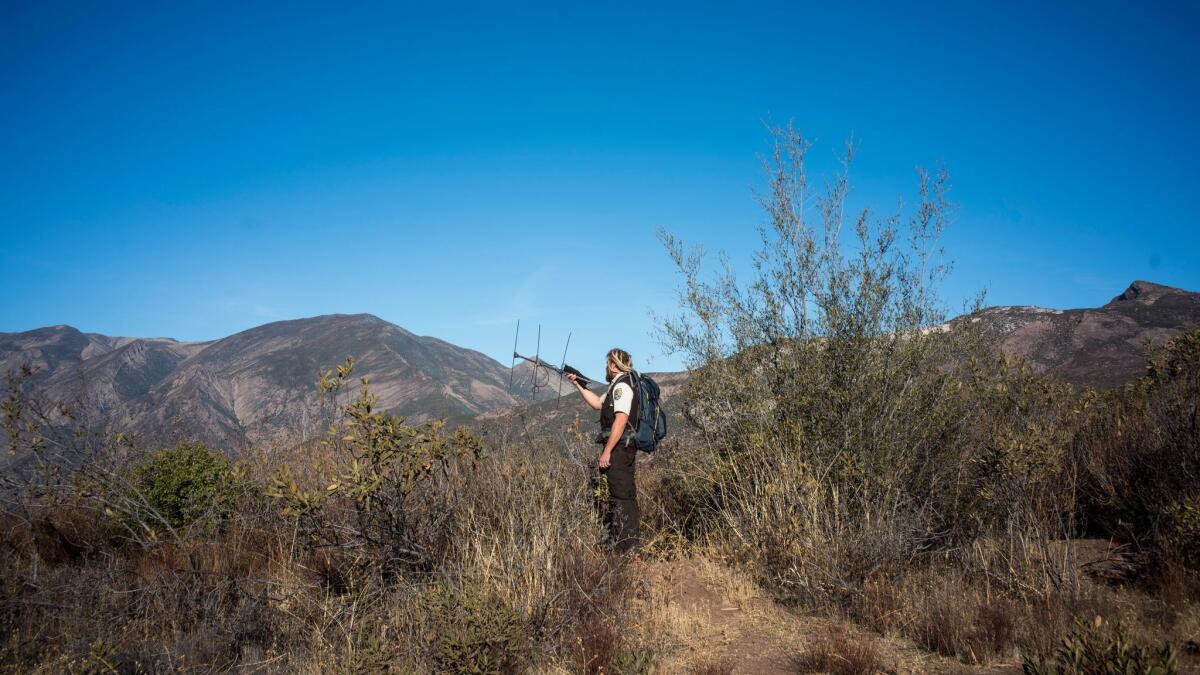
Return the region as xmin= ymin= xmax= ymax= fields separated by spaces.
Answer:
xmin=566 ymin=348 xmax=640 ymax=554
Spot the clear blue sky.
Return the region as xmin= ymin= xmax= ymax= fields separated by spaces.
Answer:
xmin=2 ymin=1 xmax=1197 ymax=373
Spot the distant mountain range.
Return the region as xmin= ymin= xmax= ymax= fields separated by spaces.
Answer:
xmin=2 ymin=281 xmax=1196 ymax=452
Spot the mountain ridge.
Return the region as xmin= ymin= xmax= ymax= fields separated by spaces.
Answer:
xmin=3 ymin=280 xmax=1197 ymax=451
xmin=959 ymin=280 xmax=1199 ymax=387
xmin=1 ymin=313 xmax=554 ymax=451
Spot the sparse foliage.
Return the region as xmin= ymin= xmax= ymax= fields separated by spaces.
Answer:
xmin=656 ymin=125 xmax=1021 ymax=604
xmin=267 ymin=358 xmax=483 ymax=574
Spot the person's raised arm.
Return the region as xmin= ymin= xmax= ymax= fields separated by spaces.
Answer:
xmin=567 ymin=373 xmax=603 ymax=410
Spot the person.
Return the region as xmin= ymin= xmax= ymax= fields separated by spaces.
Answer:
xmin=566 ymin=348 xmax=640 ymax=554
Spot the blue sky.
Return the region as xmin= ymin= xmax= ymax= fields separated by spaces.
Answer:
xmin=2 ymin=1 xmax=1197 ymax=373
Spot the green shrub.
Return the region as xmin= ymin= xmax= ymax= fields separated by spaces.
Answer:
xmin=1163 ymin=495 xmax=1200 ymax=570
xmin=1022 ymin=615 xmax=1177 ymax=675
xmin=426 ymin=580 xmax=525 ymax=675
xmin=347 ymin=617 xmax=422 ymax=675
xmin=611 ymin=647 xmax=657 ymax=674
xmin=125 ymin=441 xmax=242 ymax=532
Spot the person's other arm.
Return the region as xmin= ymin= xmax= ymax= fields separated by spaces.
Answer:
xmin=599 ymin=412 xmax=628 ymax=469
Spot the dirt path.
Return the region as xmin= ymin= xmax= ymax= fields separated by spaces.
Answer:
xmin=639 ymin=556 xmax=811 ymax=673
xmin=638 ymin=556 xmax=1022 ymax=674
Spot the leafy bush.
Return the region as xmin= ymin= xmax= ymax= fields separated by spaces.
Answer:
xmin=125 ymin=441 xmax=242 ymax=532
xmin=1022 ymin=616 xmax=1177 ymax=675
xmin=610 ymin=647 xmax=658 ymax=674
xmin=426 ymin=580 xmax=525 ymax=675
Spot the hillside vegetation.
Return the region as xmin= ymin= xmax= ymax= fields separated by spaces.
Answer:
xmin=2 ymin=129 xmax=1197 ymax=673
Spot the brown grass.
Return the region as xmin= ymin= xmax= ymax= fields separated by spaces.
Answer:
xmin=689 ymin=655 xmax=736 ymax=674
xmin=793 ymin=624 xmax=891 ymax=675
xmin=0 ymin=410 xmax=655 ymax=673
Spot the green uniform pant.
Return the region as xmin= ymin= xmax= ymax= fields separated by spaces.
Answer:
xmin=600 ymin=444 xmax=640 ymax=554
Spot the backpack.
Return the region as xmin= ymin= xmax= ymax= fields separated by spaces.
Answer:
xmin=628 ymin=371 xmax=668 ymax=452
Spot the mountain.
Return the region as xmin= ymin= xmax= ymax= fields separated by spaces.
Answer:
xmin=3 ymin=281 xmax=1196 ymax=453
xmin=962 ymin=280 xmax=1200 ymax=387
xmin=0 ymin=314 xmax=556 ymax=451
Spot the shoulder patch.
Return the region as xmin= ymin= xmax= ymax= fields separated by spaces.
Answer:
xmin=614 ymin=387 xmax=623 ymax=400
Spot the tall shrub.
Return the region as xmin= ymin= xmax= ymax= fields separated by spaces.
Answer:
xmin=656 ymin=125 xmax=1076 ymax=602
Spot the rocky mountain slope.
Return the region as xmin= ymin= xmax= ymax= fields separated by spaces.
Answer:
xmin=961 ymin=280 xmax=1199 ymax=387
xmin=1 ymin=314 xmax=555 ymax=450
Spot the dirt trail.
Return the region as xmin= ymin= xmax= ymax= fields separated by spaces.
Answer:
xmin=639 ymin=556 xmax=811 ymax=673
xmin=639 ymin=557 xmax=1021 ymax=674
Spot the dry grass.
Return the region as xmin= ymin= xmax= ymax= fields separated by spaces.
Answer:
xmin=3 ymin=400 xmax=1198 ymax=673
xmin=689 ymin=655 xmax=736 ymax=674
xmin=0 ymin=410 xmax=656 ymax=673
xmin=792 ymin=624 xmax=892 ymax=675
xmin=908 ymin=570 xmax=1016 ymax=664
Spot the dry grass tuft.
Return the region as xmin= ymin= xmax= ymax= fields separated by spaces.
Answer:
xmin=793 ymin=624 xmax=891 ymax=675
xmin=689 ymin=654 xmax=736 ymax=674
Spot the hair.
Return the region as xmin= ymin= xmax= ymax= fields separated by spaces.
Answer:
xmin=607 ymin=348 xmax=633 ymax=373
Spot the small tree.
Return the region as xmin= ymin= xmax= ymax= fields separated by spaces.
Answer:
xmin=267 ymin=357 xmax=483 ymax=575
xmin=655 ymin=125 xmax=1075 ymax=602
xmin=658 ymin=124 xmax=963 ymax=473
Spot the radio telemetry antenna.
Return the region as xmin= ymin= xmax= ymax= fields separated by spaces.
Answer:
xmin=556 ymin=332 xmax=572 ymax=404
xmin=508 ymin=322 xmax=595 ymax=404
xmin=508 ymin=319 xmax=520 ymax=391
